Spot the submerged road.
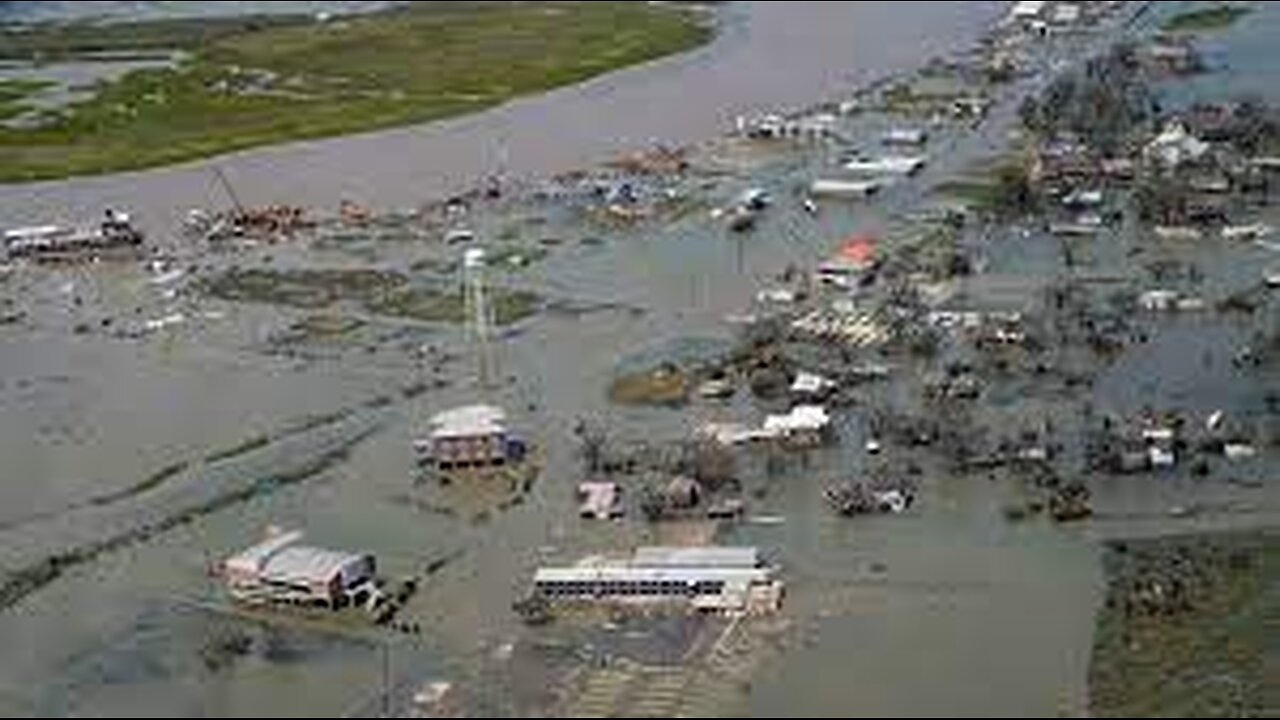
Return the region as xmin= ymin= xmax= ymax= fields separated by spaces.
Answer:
xmin=0 ymin=1 xmax=1001 ymax=230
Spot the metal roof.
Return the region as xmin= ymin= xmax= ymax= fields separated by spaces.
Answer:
xmin=429 ymin=404 xmax=507 ymax=439
xmin=224 ymin=529 xmax=369 ymax=585
xmin=632 ymin=546 xmax=761 ymax=569
xmin=261 ymin=546 xmax=370 ymax=585
xmin=1011 ymin=0 xmax=1046 ymax=18
xmin=578 ymin=482 xmax=620 ymax=515
xmin=791 ymin=371 xmax=835 ymax=394
xmin=534 ymin=565 xmax=771 ymax=585
xmin=763 ymin=405 xmax=830 ymax=433
xmin=223 ymin=529 xmax=305 ymax=575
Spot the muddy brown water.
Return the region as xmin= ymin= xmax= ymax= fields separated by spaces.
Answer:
xmin=0 ymin=1 xmax=1277 ymax=717
xmin=0 ymin=2 xmax=999 ymax=228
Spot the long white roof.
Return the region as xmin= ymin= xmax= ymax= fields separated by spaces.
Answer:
xmin=632 ymin=546 xmax=761 ymax=568
xmin=535 ymin=565 xmax=771 ymax=585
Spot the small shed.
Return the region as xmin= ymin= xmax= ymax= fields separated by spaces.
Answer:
xmin=578 ymin=481 xmax=623 ymax=520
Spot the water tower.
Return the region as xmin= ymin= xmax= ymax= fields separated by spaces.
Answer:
xmin=462 ymin=247 xmax=496 ymax=387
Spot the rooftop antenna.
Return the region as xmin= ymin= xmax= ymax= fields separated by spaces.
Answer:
xmin=212 ymin=165 xmax=246 ymax=215
xmin=463 ymin=247 xmax=496 ymax=388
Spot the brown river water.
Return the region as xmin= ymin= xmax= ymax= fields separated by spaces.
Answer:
xmin=1 ymin=2 xmax=1276 ymax=717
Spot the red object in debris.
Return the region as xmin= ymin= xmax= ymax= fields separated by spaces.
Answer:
xmin=836 ymin=233 xmax=877 ymax=264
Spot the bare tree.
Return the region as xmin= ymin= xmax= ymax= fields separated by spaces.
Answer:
xmin=574 ymin=417 xmax=609 ymax=476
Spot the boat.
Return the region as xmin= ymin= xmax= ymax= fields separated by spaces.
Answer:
xmin=1221 ymin=223 xmax=1272 ymax=241
xmin=810 ymin=178 xmax=882 ymax=198
xmin=1153 ymin=226 xmax=1202 ymax=241
xmin=4 ymin=209 xmax=143 ymax=260
xmin=882 ymin=127 xmax=928 ymax=146
xmin=697 ymin=378 xmax=734 ymax=399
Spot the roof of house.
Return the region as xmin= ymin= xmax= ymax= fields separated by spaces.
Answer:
xmin=262 ymin=546 xmax=370 ymax=585
xmin=632 ymin=546 xmax=761 ymax=568
xmin=578 ymin=481 xmax=620 ymax=515
xmin=791 ymin=370 xmax=836 ymax=394
xmin=534 ymin=565 xmax=771 ymax=585
xmin=1011 ymin=0 xmax=1046 ymax=18
xmin=429 ymin=404 xmax=507 ymax=439
xmin=224 ymin=529 xmax=305 ymax=575
xmin=224 ymin=529 xmax=370 ymax=585
xmin=1146 ymin=121 xmax=1209 ymax=164
xmin=764 ymin=405 xmax=831 ymax=433
xmin=837 ymin=233 xmax=877 ymax=264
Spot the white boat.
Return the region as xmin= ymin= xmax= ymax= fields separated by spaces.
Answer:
xmin=1154 ymin=226 xmax=1202 ymax=241
xmin=697 ymin=378 xmax=734 ymax=399
xmin=809 ymin=178 xmax=881 ymax=198
xmin=444 ymin=227 xmax=475 ymax=244
xmin=149 ymin=268 xmax=185 ymax=286
xmin=1221 ymin=223 xmax=1272 ymax=241
xmin=756 ymin=287 xmax=799 ymax=304
xmin=4 ymin=209 xmax=143 ymax=258
xmin=882 ymin=128 xmax=928 ymax=146
xmin=737 ymin=187 xmax=770 ymax=210
xmin=1049 ymin=222 xmax=1098 ymax=236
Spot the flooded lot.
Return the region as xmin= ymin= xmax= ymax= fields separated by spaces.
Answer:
xmin=0 ymin=1 xmax=1277 ymax=717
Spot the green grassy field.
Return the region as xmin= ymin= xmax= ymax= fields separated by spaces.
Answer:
xmin=0 ymin=2 xmax=712 ymax=182
xmin=1161 ymin=4 xmax=1253 ymax=32
xmin=0 ymin=78 xmax=54 ymax=122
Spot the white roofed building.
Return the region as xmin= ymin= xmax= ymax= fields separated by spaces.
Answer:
xmin=532 ymin=545 xmax=782 ymax=614
xmin=416 ymin=403 xmax=522 ymax=471
xmin=222 ymin=529 xmax=376 ymax=607
xmin=763 ymin=405 xmax=832 ymax=445
xmin=1010 ymin=1 xmax=1046 ymax=20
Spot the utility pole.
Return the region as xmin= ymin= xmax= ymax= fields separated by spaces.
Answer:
xmin=380 ymin=641 xmax=391 ymax=717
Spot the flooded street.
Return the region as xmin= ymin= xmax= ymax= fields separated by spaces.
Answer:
xmin=0 ymin=1 xmax=1278 ymax=717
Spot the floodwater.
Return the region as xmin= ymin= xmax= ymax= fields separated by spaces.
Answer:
xmin=0 ymin=2 xmax=999 ymax=228
xmin=0 ymin=1 xmax=1277 ymax=717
